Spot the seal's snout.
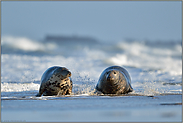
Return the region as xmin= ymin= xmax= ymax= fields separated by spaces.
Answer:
xmin=62 ymin=70 xmax=71 ymax=77
xmin=67 ymin=71 xmax=71 ymax=77
xmin=107 ymin=76 xmax=114 ymax=81
xmin=106 ymin=71 xmax=115 ymax=81
xmin=56 ymin=69 xmax=72 ymax=78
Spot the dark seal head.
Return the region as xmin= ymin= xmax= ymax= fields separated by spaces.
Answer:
xmin=96 ymin=66 xmax=133 ymax=94
xmin=36 ymin=66 xmax=72 ymax=97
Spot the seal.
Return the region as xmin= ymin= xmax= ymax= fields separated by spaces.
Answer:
xmin=36 ymin=66 xmax=72 ymax=97
xmin=96 ymin=66 xmax=133 ymax=94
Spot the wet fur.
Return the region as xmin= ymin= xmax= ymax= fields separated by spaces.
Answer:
xmin=43 ymin=74 xmax=72 ymax=96
xmin=36 ymin=66 xmax=72 ymax=97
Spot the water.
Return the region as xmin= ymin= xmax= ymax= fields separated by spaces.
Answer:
xmin=1 ymin=95 xmax=182 ymax=122
xmin=1 ymin=35 xmax=182 ymax=99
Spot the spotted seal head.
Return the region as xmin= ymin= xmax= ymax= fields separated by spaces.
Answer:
xmin=96 ymin=66 xmax=133 ymax=94
xmin=36 ymin=66 xmax=72 ymax=97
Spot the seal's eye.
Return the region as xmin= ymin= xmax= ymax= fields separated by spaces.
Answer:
xmin=114 ymin=71 xmax=116 ymax=74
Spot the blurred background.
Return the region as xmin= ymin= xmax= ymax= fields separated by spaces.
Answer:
xmin=1 ymin=1 xmax=181 ymax=42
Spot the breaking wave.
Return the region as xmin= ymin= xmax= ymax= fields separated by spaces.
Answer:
xmin=1 ymin=36 xmax=57 ymax=54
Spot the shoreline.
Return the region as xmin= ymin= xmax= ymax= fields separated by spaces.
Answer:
xmin=1 ymin=92 xmax=182 ymax=100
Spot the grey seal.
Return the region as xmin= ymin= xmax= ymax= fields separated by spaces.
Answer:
xmin=96 ymin=66 xmax=133 ymax=94
xmin=36 ymin=66 xmax=72 ymax=97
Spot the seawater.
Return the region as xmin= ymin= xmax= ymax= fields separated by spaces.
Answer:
xmin=1 ymin=36 xmax=182 ymax=98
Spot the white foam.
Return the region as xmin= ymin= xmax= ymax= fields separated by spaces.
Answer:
xmin=1 ymin=36 xmax=57 ymax=52
xmin=1 ymin=83 xmax=40 ymax=92
xmin=2 ymin=36 xmax=44 ymax=51
xmin=107 ymin=41 xmax=182 ymax=76
xmin=106 ymin=54 xmax=127 ymax=66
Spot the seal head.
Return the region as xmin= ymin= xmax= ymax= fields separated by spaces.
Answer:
xmin=36 ymin=66 xmax=72 ymax=97
xmin=96 ymin=66 xmax=133 ymax=94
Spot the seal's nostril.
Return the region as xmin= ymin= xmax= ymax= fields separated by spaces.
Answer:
xmin=68 ymin=72 xmax=71 ymax=76
xmin=107 ymin=76 xmax=114 ymax=81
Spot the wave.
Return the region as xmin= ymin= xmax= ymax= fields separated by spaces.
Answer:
xmin=1 ymin=36 xmax=58 ymax=54
xmin=105 ymin=41 xmax=182 ymax=76
xmin=2 ymin=36 xmax=181 ymax=56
